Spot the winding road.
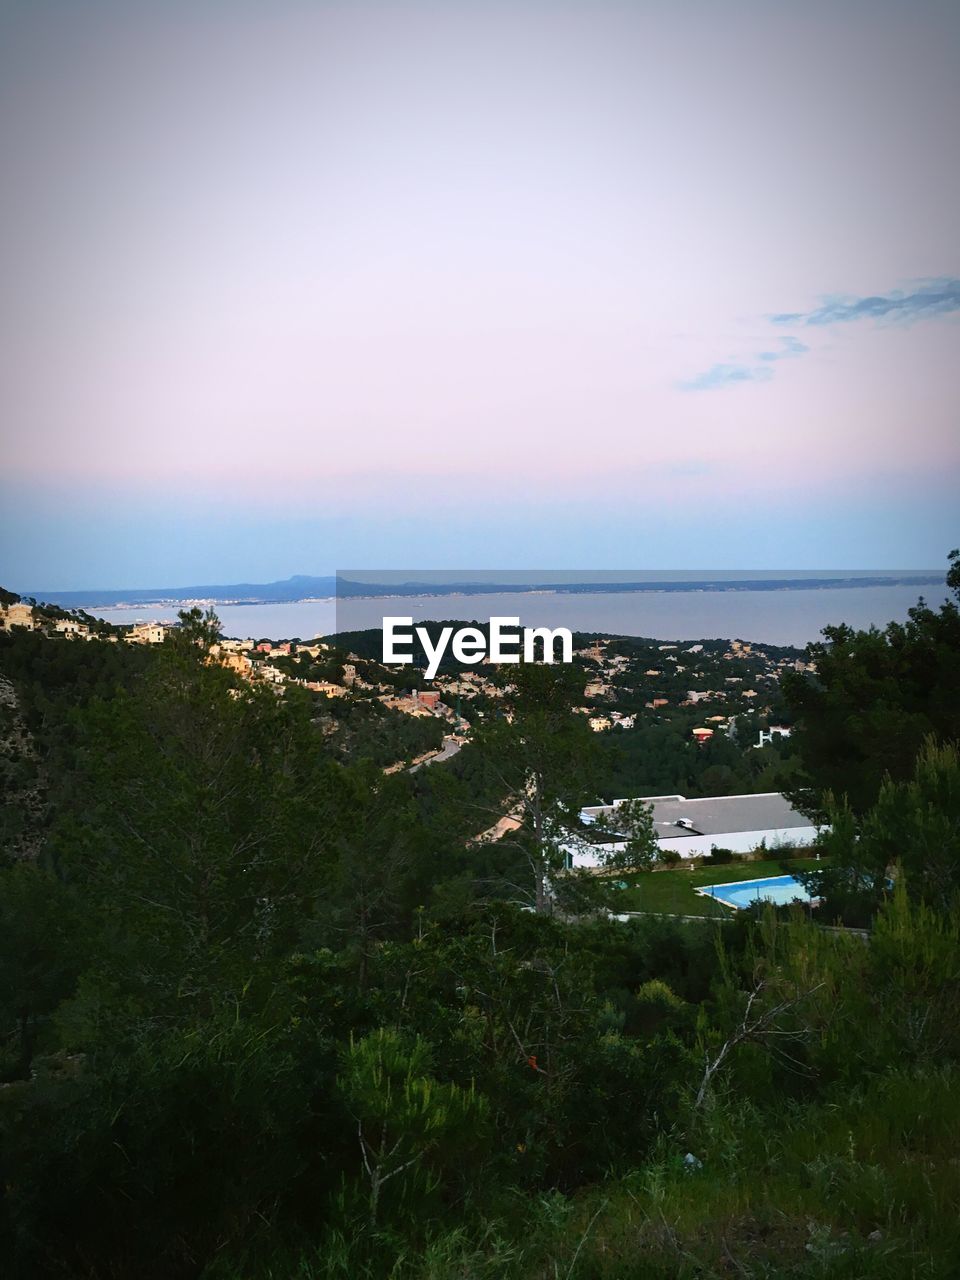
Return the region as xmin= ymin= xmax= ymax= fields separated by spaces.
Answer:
xmin=407 ymin=734 xmax=464 ymax=772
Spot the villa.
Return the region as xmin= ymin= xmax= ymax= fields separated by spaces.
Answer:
xmin=0 ymin=603 xmax=36 ymax=631
xmin=565 ymin=791 xmax=819 ymax=868
xmin=126 ymin=622 xmax=166 ymax=645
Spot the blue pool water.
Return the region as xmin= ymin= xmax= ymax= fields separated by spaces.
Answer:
xmin=699 ymin=875 xmax=815 ymax=910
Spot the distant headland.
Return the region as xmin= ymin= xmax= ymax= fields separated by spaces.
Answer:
xmin=25 ymin=571 xmax=947 ymax=612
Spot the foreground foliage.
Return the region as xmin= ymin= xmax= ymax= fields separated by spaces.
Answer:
xmin=1 ymin=578 xmax=958 ymax=1278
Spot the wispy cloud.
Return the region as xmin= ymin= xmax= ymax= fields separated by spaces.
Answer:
xmin=757 ymin=335 xmax=810 ymax=362
xmin=682 ymin=277 xmax=959 ymax=391
xmin=772 ymin=277 xmax=960 ymax=327
xmin=680 ymin=363 xmax=772 ymax=392
xmin=680 ymin=336 xmax=807 ymax=392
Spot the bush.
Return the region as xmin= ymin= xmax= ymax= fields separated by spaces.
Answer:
xmin=701 ymin=848 xmax=735 ymax=866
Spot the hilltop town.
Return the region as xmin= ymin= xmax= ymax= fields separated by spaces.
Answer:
xmin=1 ymin=589 xmax=808 ymax=795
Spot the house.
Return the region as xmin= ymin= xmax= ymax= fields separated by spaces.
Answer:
xmin=297 ymin=642 xmax=331 ymax=658
xmin=0 ymin=603 xmax=36 ymax=631
xmin=126 ymin=623 xmax=166 ymax=644
xmin=379 ymin=691 xmax=438 ymax=718
xmin=54 ymin=618 xmax=89 ymax=637
xmin=303 ymin=680 xmax=345 ymax=697
xmin=219 ymin=651 xmax=253 ymax=678
xmin=756 ymin=726 xmax=792 ymax=748
xmin=565 ymin=791 xmax=819 ymax=867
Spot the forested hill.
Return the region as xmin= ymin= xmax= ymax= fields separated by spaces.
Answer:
xmin=1 ymin=552 xmax=958 ymax=1279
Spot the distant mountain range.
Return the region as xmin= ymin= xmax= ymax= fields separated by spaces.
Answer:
xmin=25 ymin=572 xmax=947 ymax=611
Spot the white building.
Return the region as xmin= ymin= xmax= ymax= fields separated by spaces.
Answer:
xmin=565 ymin=792 xmax=819 ymax=868
xmin=756 ymin=726 xmax=792 ymax=748
xmin=54 ymin=618 xmax=89 ymax=637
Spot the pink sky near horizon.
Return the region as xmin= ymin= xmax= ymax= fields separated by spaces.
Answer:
xmin=1 ymin=1 xmax=958 ymax=585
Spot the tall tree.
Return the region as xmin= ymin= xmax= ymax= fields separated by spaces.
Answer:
xmin=173 ymin=605 xmax=223 ymax=652
xmin=799 ymin=739 xmax=960 ymax=919
xmin=783 ymin=548 xmax=960 ymax=816
xmin=52 ymin=643 xmax=346 ymax=1029
xmin=468 ymin=663 xmax=602 ymax=912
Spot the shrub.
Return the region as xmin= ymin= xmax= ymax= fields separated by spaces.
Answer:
xmin=701 ymin=848 xmax=734 ymax=866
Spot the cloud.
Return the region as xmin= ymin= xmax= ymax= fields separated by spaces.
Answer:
xmin=680 ymin=337 xmax=806 ymax=391
xmin=682 ymin=277 xmax=958 ymax=391
xmin=771 ymin=277 xmax=960 ymax=327
xmin=757 ymin=336 xmax=809 ymax=362
xmin=679 ymin=363 xmax=773 ymax=392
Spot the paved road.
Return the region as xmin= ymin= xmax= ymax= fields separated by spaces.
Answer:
xmin=408 ymin=735 xmax=463 ymax=772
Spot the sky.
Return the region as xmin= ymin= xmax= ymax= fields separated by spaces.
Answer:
xmin=1 ymin=0 xmax=958 ymax=590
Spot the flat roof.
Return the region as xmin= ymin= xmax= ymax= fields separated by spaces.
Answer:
xmin=582 ymin=792 xmax=812 ymax=840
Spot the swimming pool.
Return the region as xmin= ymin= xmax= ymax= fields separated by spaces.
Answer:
xmin=697 ymin=874 xmax=815 ymax=910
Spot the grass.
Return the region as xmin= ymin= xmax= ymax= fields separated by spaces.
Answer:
xmin=604 ymin=856 xmax=827 ymax=918
xmin=518 ymin=1065 xmax=960 ymax=1279
xmin=214 ymin=1064 xmax=960 ymax=1279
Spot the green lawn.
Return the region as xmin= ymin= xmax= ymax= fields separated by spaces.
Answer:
xmin=604 ymin=856 xmax=827 ymax=918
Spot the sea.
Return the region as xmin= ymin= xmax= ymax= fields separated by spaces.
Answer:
xmin=88 ymin=579 xmax=948 ymax=649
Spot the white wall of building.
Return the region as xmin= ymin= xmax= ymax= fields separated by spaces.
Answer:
xmin=652 ymin=825 xmax=819 ymax=859
xmin=565 ymin=824 xmax=819 ymax=869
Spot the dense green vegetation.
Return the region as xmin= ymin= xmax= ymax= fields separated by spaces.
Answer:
xmin=1 ymin=555 xmax=958 ymax=1278
xmin=318 ymin=695 xmax=445 ymax=768
xmin=594 ymin=716 xmax=802 ymax=800
xmin=782 ymin=548 xmax=960 ymax=816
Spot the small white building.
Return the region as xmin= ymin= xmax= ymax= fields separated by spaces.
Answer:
xmin=259 ymin=664 xmax=287 ymax=684
xmin=565 ymin=792 xmax=819 ymax=868
xmin=54 ymin=618 xmax=89 ymax=637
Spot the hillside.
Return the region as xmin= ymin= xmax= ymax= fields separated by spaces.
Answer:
xmin=1 ymin=557 xmax=958 ymax=1279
